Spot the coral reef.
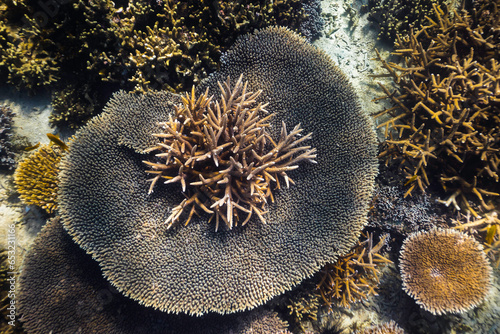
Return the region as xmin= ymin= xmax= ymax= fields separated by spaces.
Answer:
xmin=454 ymin=210 xmax=500 ymax=267
xmin=18 ymin=217 xmax=290 ymax=334
xmin=399 ymin=228 xmax=493 ymax=315
xmin=58 ymin=27 xmax=378 ymax=315
xmin=354 ymin=320 xmax=405 ymax=334
xmin=286 ymin=290 xmax=320 ymax=332
xmin=316 ymin=233 xmax=392 ymax=309
xmin=0 ymin=105 xmax=16 ymax=169
xmin=373 ymin=3 xmax=500 ymax=215
xmin=13 ymin=137 xmax=67 ymax=214
xmin=367 ymin=0 xmax=447 ymax=42
xmin=0 ymin=0 xmax=323 ymax=128
xmin=144 ymin=75 xmax=316 ymax=230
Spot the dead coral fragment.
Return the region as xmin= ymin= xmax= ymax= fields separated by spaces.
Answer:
xmin=0 ymin=105 xmax=15 ymax=170
xmin=144 ymin=75 xmax=317 ymax=230
xmin=14 ymin=139 xmax=67 ymax=213
xmin=399 ymin=228 xmax=493 ymax=315
xmin=316 ymin=232 xmax=392 ymax=309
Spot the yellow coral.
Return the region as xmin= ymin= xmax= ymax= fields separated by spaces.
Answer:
xmin=316 ymin=233 xmax=392 ymax=309
xmin=14 ymin=141 xmax=66 ymax=213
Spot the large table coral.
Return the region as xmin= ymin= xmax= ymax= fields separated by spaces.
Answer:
xmin=58 ymin=27 xmax=378 ymax=316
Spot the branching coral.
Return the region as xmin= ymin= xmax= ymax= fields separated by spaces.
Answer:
xmin=144 ymin=75 xmax=317 ymax=230
xmin=0 ymin=105 xmax=16 ymax=169
xmin=286 ymin=291 xmax=320 ymax=331
xmin=454 ymin=210 xmax=500 ymax=267
xmin=316 ymin=233 xmax=392 ymax=309
xmin=367 ymin=0 xmax=447 ymax=42
xmin=14 ymin=135 xmax=68 ymax=213
xmin=0 ymin=0 xmax=322 ymax=128
xmin=399 ymin=228 xmax=493 ymax=315
xmin=373 ymin=3 xmax=500 ymax=215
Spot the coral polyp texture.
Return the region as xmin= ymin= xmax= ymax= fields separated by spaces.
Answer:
xmin=373 ymin=3 xmax=500 ymax=215
xmin=14 ymin=142 xmax=66 ymax=213
xmin=0 ymin=105 xmax=15 ymax=169
xmin=144 ymin=75 xmax=316 ymax=230
xmin=354 ymin=320 xmax=405 ymax=334
xmin=316 ymin=232 xmax=392 ymax=309
xmin=18 ymin=217 xmax=289 ymax=334
xmin=58 ymin=27 xmax=378 ymax=315
xmin=399 ymin=228 xmax=493 ymax=315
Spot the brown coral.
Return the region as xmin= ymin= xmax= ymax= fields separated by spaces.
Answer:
xmin=58 ymin=27 xmax=377 ymax=315
xmin=144 ymin=75 xmax=316 ymax=230
xmin=316 ymin=232 xmax=392 ymax=309
xmin=18 ymin=217 xmax=289 ymax=334
xmin=373 ymin=3 xmax=500 ymax=215
xmin=14 ymin=140 xmax=66 ymax=213
xmin=399 ymin=228 xmax=493 ymax=315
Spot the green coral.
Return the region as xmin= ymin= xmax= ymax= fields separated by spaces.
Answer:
xmin=0 ymin=0 xmax=320 ymax=128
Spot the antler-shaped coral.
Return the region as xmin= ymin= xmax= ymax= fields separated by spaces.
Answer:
xmin=144 ymin=75 xmax=317 ymax=230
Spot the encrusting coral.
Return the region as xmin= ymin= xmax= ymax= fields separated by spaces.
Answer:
xmin=58 ymin=27 xmax=378 ymax=315
xmin=354 ymin=320 xmax=405 ymax=334
xmin=0 ymin=0 xmax=323 ymax=128
xmin=316 ymin=232 xmax=392 ymax=309
xmin=13 ymin=136 xmax=68 ymax=214
xmin=373 ymin=2 xmax=500 ymax=215
xmin=18 ymin=217 xmax=289 ymax=334
xmin=144 ymin=75 xmax=317 ymax=230
xmin=399 ymin=228 xmax=493 ymax=315
xmin=0 ymin=105 xmax=16 ymax=169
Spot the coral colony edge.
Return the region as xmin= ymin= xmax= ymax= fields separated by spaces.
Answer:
xmin=1 ymin=0 xmax=499 ymax=333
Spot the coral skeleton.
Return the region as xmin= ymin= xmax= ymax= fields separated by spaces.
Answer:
xmin=144 ymin=75 xmax=317 ymax=230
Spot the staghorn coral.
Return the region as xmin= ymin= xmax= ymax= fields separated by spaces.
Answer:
xmin=18 ymin=217 xmax=289 ymax=334
xmin=286 ymin=291 xmax=320 ymax=332
xmin=144 ymin=75 xmax=316 ymax=230
xmin=399 ymin=228 xmax=493 ymax=315
xmin=373 ymin=3 xmax=500 ymax=215
xmin=354 ymin=320 xmax=405 ymax=334
xmin=454 ymin=210 xmax=500 ymax=267
xmin=0 ymin=105 xmax=16 ymax=169
xmin=58 ymin=27 xmax=378 ymax=315
xmin=367 ymin=0 xmax=448 ymax=42
xmin=0 ymin=0 xmax=322 ymax=128
xmin=13 ymin=137 xmax=67 ymax=213
xmin=316 ymin=232 xmax=392 ymax=309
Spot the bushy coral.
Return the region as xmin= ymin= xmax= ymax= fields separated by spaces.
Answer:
xmin=0 ymin=0 xmax=322 ymax=128
xmin=286 ymin=291 xmax=320 ymax=332
xmin=316 ymin=233 xmax=392 ymax=309
xmin=374 ymin=3 xmax=500 ymax=215
xmin=13 ymin=138 xmax=67 ymax=213
xmin=0 ymin=105 xmax=16 ymax=169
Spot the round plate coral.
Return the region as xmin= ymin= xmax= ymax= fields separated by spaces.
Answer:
xmin=58 ymin=27 xmax=378 ymax=315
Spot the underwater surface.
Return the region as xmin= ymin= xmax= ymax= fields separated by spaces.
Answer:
xmin=0 ymin=0 xmax=499 ymax=333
